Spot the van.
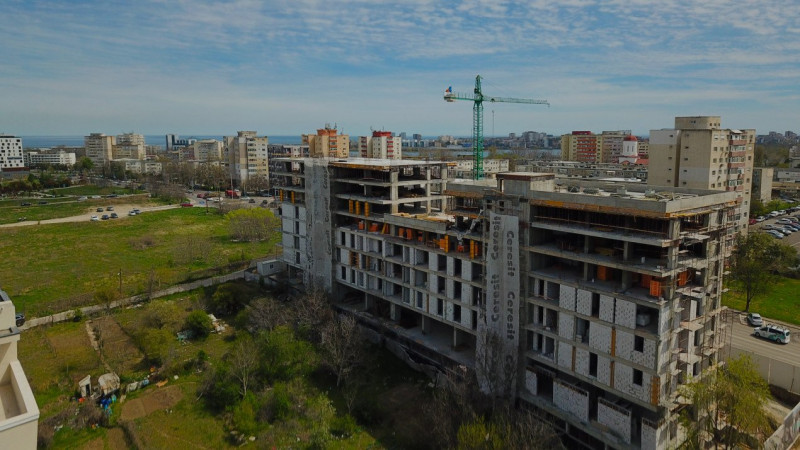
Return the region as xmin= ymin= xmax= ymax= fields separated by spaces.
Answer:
xmin=754 ymin=324 xmax=791 ymax=344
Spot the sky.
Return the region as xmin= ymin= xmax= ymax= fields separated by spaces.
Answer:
xmin=1 ymin=0 xmax=799 ymax=138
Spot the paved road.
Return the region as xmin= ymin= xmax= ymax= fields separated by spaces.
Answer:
xmin=726 ymin=309 xmax=800 ymax=366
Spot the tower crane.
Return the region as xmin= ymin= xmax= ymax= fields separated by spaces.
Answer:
xmin=445 ymin=75 xmax=549 ymax=180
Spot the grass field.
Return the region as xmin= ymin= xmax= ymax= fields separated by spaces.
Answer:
xmin=723 ymin=277 xmax=800 ymax=325
xmin=0 ymin=207 xmax=278 ymax=316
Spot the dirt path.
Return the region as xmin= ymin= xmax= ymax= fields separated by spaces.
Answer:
xmin=0 ymin=203 xmax=179 ymax=228
xmin=84 ymin=320 xmax=113 ymax=373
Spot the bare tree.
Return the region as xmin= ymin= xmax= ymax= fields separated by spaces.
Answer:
xmin=292 ymin=288 xmax=334 ymax=343
xmin=245 ymin=297 xmax=287 ymax=333
xmin=229 ymin=338 xmax=259 ymax=399
xmin=320 ymin=314 xmax=366 ymax=387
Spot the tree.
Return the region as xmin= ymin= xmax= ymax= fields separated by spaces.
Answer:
xmin=679 ymin=354 xmax=771 ymax=449
xmin=225 ymin=208 xmax=280 ymax=242
xmin=185 ymin=310 xmax=212 ymax=338
xmin=730 ymin=232 xmax=797 ymax=311
xmin=228 ymin=338 xmax=259 ymax=398
xmin=320 ymin=314 xmax=366 ymax=387
xmin=257 ymin=326 xmax=316 ymax=382
xmin=75 ymin=157 xmax=94 ymax=174
xmin=292 ymin=288 xmax=334 ymax=343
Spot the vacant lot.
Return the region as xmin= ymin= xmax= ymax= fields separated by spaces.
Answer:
xmin=0 ymin=207 xmax=278 ymax=315
xmin=0 ymin=193 xmax=153 ymax=224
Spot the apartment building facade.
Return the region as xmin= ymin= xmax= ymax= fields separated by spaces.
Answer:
xmin=358 ymin=131 xmax=402 ymax=159
xmin=275 ymin=158 xmax=737 ymax=449
xmin=224 ymin=131 xmax=269 ymax=188
xmin=23 ymin=150 xmax=76 ymax=167
xmin=0 ymin=135 xmax=25 ymax=171
xmin=84 ymin=133 xmax=115 ymax=166
xmin=113 ymin=133 xmax=145 ymax=160
xmin=647 ymin=116 xmax=755 ymax=232
xmin=303 ymin=126 xmax=349 ymax=158
xmin=0 ymin=290 xmax=39 ymax=449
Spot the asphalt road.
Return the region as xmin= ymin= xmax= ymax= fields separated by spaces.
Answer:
xmin=725 ymin=309 xmax=800 ymax=366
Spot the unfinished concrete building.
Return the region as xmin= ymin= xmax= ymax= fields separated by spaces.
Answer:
xmin=274 ymin=159 xmax=738 ymax=449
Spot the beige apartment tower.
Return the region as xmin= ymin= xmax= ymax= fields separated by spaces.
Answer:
xmin=84 ymin=133 xmax=115 ymax=166
xmin=225 ymin=131 xmax=269 ymax=188
xmin=303 ymin=126 xmax=349 ymax=158
xmin=648 ymin=116 xmax=754 ymax=232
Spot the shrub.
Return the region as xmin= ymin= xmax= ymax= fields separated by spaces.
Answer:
xmin=185 ymin=310 xmax=212 ymax=339
xmin=330 ymin=414 xmax=359 ymax=438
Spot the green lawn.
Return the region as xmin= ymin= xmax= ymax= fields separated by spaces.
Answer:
xmin=0 ymin=207 xmax=278 ymax=316
xmin=723 ymin=277 xmax=800 ymax=325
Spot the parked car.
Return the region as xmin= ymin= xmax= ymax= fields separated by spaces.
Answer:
xmin=766 ymin=230 xmax=785 ymax=238
xmin=756 ymin=216 xmax=766 ymax=222
xmin=101 ymin=214 xmax=109 ymax=220
xmin=754 ymin=324 xmax=791 ymax=344
xmin=38 ymin=200 xmax=48 ymax=205
xmin=132 ymin=208 xmax=141 ymax=214
xmin=15 ymin=313 xmax=25 ymax=327
xmin=90 ymin=215 xmax=99 ymax=221
xmin=96 ymin=207 xmax=104 ymax=212
xmin=747 ymin=313 xmax=763 ymax=326
xmin=78 ymin=196 xmax=88 ymax=201
xmin=180 ymin=202 xmax=193 ymax=207
xmin=106 ymin=206 xmax=114 ymax=211
xmin=110 ymin=212 xmax=118 ymax=219
xmin=20 ymin=202 xmax=31 ymax=206
xmin=248 ymin=198 xmax=256 ymax=203
xmin=128 ymin=210 xmax=137 ymax=216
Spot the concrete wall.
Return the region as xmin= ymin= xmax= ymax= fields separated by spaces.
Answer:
xmin=597 ymin=398 xmax=632 ymax=444
xmin=553 ymin=379 xmax=589 ymax=423
xmin=728 ymin=347 xmax=800 ymax=395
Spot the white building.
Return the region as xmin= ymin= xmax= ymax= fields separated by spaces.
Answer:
xmin=115 ymin=159 xmax=162 ymax=175
xmin=23 ymin=150 xmax=77 ymax=167
xmin=0 ymin=135 xmax=25 ymax=171
xmin=358 ymin=131 xmax=402 ymax=159
xmin=0 ymin=290 xmax=40 ymax=449
xmin=225 ymin=131 xmax=269 ymax=187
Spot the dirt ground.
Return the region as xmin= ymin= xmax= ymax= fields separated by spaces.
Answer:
xmin=0 ymin=203 xmax=178 ymax=228
xmin=89 ymin=316 xmax=144 ymax=374
xmin=81 ymin=427 xmax=128 ymax=450
xmin=120 ymin=384 xmax=184 ymax=422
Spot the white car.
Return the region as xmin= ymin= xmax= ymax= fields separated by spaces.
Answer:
xmin=90 ymin=215 xmax=99 ymax=221
xmin=754 ymin=324 xmax=791 ymax=344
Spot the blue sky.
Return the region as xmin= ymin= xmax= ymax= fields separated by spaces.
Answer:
xmin=1 ymin=0 xmax=798 ymax=137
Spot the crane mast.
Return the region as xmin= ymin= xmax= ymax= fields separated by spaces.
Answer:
xmin=444 ymin=75 xmax=549 ymax=180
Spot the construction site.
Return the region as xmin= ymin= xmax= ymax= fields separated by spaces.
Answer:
xmin=273 ymin=156 xmax=739 ymax=449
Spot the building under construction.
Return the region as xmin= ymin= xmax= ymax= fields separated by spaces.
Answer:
xmin=273 ymin=157 xmax=738 ymax=449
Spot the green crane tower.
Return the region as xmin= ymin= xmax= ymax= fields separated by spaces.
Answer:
xmin=444 ymin=75 xmax=549 ymax=180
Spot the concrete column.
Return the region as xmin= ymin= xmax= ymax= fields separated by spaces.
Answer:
xmin=390 ymin=303 xmax=400 ymax=321
xmin=421 ymin=315 xmax=430 ymax=335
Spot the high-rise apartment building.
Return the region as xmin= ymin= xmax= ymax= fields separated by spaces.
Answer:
xmin=561 ymin=131 xmax=601 ymax=162
xmin=358 ymin=131 xmax=401 ymax=159
xmin=84 ymin=133 xmax=115 ymax=166
xmin=274 ymin=157 xmax=737 ymax=449
xmin=191 ymin=139 xmax=223 ymax=162
xmin=648 ymin=116 xmax=755 ymax=232
xmin=113 ymin=133 xmax=145 ymax=160
xmin=0 ymin=290 xmax=40 ymax=448
xmin=0 ymin=135 xmax=25 ymax=171
xmin=303 ymin=126 xmax=349 ymax=158
xmin=224 ymin=131 xmax=269 ymax=188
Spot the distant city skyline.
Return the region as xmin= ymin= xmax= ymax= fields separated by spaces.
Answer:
xmin=2 ymin=1 xmax=798 ymax=136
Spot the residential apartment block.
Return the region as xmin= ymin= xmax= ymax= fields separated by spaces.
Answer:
xmin=113 ymin=133 xmax=146 ymax=160
xmin=647 ymin=116 xmax=755 ymax=233
xmin=225 ymin=131 xmax=269 ymax=187
xmin=449 ymin=158 xmax=510 ymax=179
xmin=0 ymin=290 xmax=39 ymax=449
xmin=0 ymin=135 xmax=25 ymax=171
xmin=23 ymin=150 xmax=76 ymax=167
xmin=303 ymin=126 xmax=349 ymax=158
xmin=274 ymin=157 xmax=737 ymax=449
xmin=561 ymin=131 xmax=637 ymax=164
xmin=358 ymin=131 xmax=401 ymax=159
xmin=84 ymin=133 xmax=115 ymax=166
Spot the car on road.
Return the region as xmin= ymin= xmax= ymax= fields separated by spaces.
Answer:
xmin=747 ymin=313 xmax=763 ymax=326
xmin=78 ymin=196 xmax=88 ymax=201
xmin=101 ymin=214 xmax=109 ymax=220
xmin=180 ymin=202 xmax=193 ymax=207
xmin=754 ymin=324 xmax=791 ymax=344
xmin=110 ymin=212 xmax=118 ymax=219
xmin=20 ymin=202 xmax=31 ymax=206
xmin=96 ymin=207 xmax=104 ymax=212
xmin=248 ymin=198 xmax=256 ymax=203
xmin=38 ymin=200 xmax=48 ymax=205
xmin=90 ymin=215 xmax=99 ymax=221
